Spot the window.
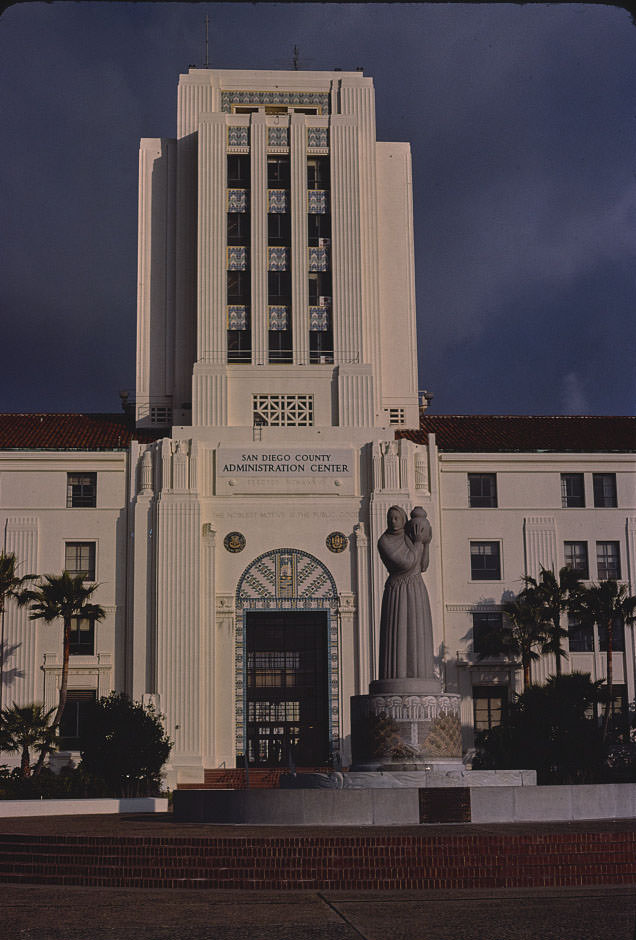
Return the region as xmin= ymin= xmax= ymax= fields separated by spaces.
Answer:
xmin=567 ymin=613 xmax=593 ymax=652
xmin=472 ymin=612 xmax=504 ymax=656
xmin=268 ymin=271 xmax=291 ymax=301
xmin=564 ymin=541 xmax=589 ymax=579
xmin=252 ymin=394 xmax=313 ymax=428
xmin=307 ymin=212 xmax=331 ymax=245
xmin=386 ymin=408 xmax=405 ymax=426
xmin=66 ymin=473 xmax=97 ymax=508
xmin=597 ymin=541 xmax=621 ymax=580
xmin=598 ymin=616 xmax=625 ymax=652
xmin=59 ymin=690 xmax=96 ymax=748
xmin=227 ymin=212 xmax=250 ymax=245
xmin=227 ymin=154 xmax=250 ymax=185
xmin=69 ymin=617 xmax=95 ymax=656
xmin=227 ymin=270 xmax=250 ymax=301
xmin=470 ymin=541 xmax=501 ymax=580
xmin=468 ymin=473 xmax=497 ymax=508
xmin=593 ymin=473 xmax=617 ymax=508
xmin=473 ymin=686 xmax=507 ymax=731
xmin=561 ymin=473 xmax=585 ymax=508
xmin=307 ymin=157 xmax=330 ymax=190
xmin=267 ymin=157 xmax=289 ymax=187
xmin=64 ymin=542 xmax=96 ymax=580
xmin=267 ymin=212 xmax=290 ymax=244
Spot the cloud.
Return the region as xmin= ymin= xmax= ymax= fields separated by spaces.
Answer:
xmin=560 ymin=373 xmax=590 ymax=415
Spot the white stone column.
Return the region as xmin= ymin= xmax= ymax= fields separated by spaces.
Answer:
xmin=523 ymin=516 xmax=558 ymax=578
xmin=215 ymin=594 xmax=236 ymax=767
xmin=200 ymin=522 xmax=216 ymax=768
xmin=251 ymin=113 xmax=268 ymax=366
xmin=340 ymin=79 xmax=382 ymax=416
xmin=155 ymin=440 xmax=203 ymax=781
xmin=330 ymin=115 xmax=361 ymax=367
xmin=3 ymin=517 xmax=39 ymax=706
xmin=353 ymin=522 xmax=371 ymax=691
xmin=290 ymin=113 xmax=309 ymax=365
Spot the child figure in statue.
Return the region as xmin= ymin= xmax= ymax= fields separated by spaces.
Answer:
xmin=377 ymin=505 xmax=435 ymax=681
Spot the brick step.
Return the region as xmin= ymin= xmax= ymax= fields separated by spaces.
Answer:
xmin=0 ymin=831 xmax=634 ymax=890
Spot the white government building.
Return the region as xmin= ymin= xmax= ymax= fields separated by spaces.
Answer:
xmin=1 ymin=68 xmax=635 ymax=785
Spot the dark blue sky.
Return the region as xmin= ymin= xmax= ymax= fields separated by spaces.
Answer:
xmin=2 ymin=3 xmax=635 ymax=416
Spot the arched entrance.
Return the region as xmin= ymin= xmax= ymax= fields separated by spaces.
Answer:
xmin=235 ymin=548 xmax=340 ymax=768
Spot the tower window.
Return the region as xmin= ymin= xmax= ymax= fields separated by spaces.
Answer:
xmin=267 ymin=157 xmax=289 ymax=187
xmin=227 ymin=154 xmax=250 ymax=185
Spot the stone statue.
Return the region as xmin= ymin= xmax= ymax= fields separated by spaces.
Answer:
xmin=377 ymin=506 xmax=435 ymax=682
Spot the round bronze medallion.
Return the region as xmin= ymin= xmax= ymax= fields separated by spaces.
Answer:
xmin=326 ymin=531 xmax=348 ymax=553
xmin=224 ymin=531 xmax=246 ymax=553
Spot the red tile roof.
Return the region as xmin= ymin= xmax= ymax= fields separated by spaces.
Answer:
xmin=0 ymin=414 xmax=163 ymax=450
xmin=398 ymin=415 xmax=636 ymax=453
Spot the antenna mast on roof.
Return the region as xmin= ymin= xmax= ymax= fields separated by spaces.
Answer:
xmin=204 ymin=14 xmax=210 ymax=68
xmin=293 ymin=44 xmax=299 ymax=70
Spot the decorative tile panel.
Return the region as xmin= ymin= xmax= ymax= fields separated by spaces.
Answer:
xmin=309 ymin=306 xmax=330 ymax=332
xmin=227 ymin=189 xmax=248 ymax=212
xmin=308 ymin=246 xmax=329 ymax=272
xmin=268 ymin=305 xmax=289 ymax=331
xmin=268 ymin=189 xmax=289 ymax=213
xmin=307 ymin=127 xmax=329 ymax=148
xmin=227 ymin=305 xmax=248 ymax=330
xmin=234 ymin=548 xmax=340 ymax=760
xmin=268 ymin=126 xmax=289 ymax=147
xmin=227 ymin=125 xmax=250 ymax=147
xmin=227 ymin=246 xmax=248 ymax=271
xmin=268 ymin=246 xmax=289 ymax=271
xmin=307 ymin=190 xmax=328 ymax=214
xmin=222 ymin=90 xmax=329 ymax=113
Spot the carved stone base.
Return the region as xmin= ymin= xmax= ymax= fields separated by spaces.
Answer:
xmin=350 ymin=691 xmax=462 ymax=770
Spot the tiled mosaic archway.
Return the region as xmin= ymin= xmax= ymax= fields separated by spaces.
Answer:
xmin=234 ymin=548 xmax=340 ymax=762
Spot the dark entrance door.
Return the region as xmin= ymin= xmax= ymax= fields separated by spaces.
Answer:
xmin=245 ymin=610 xmax=329 ymax=767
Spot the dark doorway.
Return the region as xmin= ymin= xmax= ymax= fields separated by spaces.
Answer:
xmin=245 ymin=610 xmax=329 ymax=767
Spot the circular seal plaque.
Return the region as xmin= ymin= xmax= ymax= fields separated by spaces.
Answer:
xmin=326 ymin=531 xmax=348 ymax=553
xmin=224 ymin=531 xmax=246 ymax=553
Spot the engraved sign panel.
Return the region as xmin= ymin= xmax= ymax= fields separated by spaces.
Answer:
xmin=216 ymin=447 xmax=355 ymax=495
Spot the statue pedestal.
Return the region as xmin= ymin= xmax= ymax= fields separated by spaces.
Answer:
xmin=350 ymin=685 xmax=463 ymax=771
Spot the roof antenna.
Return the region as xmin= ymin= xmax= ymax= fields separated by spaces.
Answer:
xmin=204 ymin=14 xmax=210 ymax=69
xmin=293 ymin=44 xmax=299 ymax=70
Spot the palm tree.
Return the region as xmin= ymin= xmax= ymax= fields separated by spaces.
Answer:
xmin=521 ymin=566 xmax=583 ymax=678
xmin=478 ymin=598 xmax=547 ymax=691
xmin=574 ymin=579 xmax=636 ymax=740
xmin=0 ymin=552 xmax=36 ymax=711
xmin=0 ymin=703 xmax=55 ymax=777
xmin=20 ymin=572 xmax=105 ymax=773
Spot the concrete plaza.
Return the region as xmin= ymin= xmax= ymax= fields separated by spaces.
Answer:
xmin=2 ymin=883 xmax=635 ymax=939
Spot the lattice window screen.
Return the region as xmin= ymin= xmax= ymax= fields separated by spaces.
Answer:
xmin=253 ymin=394 xmax=313 ymax=427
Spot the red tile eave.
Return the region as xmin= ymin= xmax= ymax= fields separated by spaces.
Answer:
xmin=396 ymin=415 xmax=636 ymax=454
xmin=0 ymin=414 xmax=164 ymax=451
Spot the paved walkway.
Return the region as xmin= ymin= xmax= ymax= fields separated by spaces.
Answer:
xmin=2 ymin=883 xmax=635 ymax=939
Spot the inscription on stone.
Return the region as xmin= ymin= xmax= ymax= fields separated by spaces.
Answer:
xmin=218 ymin=447 xmax=353 ymax=477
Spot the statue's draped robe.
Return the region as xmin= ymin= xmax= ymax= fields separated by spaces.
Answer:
xmin=378 ymin=531 xmax=435 ymax=680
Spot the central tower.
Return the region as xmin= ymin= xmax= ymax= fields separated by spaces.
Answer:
xmin=136 ymin=68 xmax=419 ymax=431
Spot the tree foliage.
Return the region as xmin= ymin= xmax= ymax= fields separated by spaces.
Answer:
xmin=477 ymin=596 xmax=547 ymax=691
xmin=520 ymin=566 xmax=583 ymax=677
xmin=573 ymin=579 xmax=636 ymax=739
xmin=79 ymin=693 xmax=172 ymax=797
xmin=0 ymin=703 xmax=55 ymax=778
xmin=20 ymin=572 xmax=105 ymax=773
xmin=474 ymin=673 xmax=607 ymax=784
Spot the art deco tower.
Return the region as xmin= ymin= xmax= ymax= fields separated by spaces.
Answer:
xmin=136 ymin=68 xmax=419 ymax=432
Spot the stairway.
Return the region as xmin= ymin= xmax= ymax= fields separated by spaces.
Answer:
xmin=0 ymin=828 xmax=635 ymax=889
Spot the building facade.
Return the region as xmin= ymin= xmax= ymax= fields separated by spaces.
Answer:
xmin=1 ymin=69 xmax=635 ymax=784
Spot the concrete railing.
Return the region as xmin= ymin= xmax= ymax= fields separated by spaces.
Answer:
xmin=0 ymin=797 xmax=168 ymax=818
